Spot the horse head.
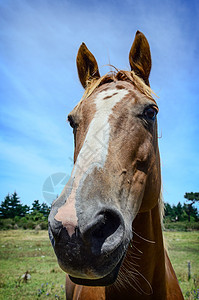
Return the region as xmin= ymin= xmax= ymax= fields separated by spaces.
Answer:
xmin=48 ymin=31 xmax=161 ymax=287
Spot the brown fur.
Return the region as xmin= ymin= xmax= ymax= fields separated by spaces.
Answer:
xmin=60 ymin=31 xmax=184 ymax=299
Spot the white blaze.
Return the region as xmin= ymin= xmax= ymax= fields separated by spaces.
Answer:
xmin=73 ymin=88 xmax=129 ymax=178
xmin=55 ymin=88 xmax=128 ymax=235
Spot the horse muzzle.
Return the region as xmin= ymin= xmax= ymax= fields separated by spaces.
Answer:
xmin=48 ymin=206 xmax=129 ymax=285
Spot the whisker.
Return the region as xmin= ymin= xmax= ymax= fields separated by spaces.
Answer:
xmin=132 ymin=267 xmax=153 ymax=295
xmin=132 ymin=229 xmax=155 ymax=244
xmin=131 ymin=243 xmax=143 ymax=254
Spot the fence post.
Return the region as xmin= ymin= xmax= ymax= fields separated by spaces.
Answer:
xmin=188 ymin=261 xmax=191 ymax=280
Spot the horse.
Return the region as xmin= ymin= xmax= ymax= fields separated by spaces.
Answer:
xmin=48 ymin=31 xmax=184 ymax=300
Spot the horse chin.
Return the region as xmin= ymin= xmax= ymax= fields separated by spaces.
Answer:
xmin=69 ymin=254 xmax=124 ymax=287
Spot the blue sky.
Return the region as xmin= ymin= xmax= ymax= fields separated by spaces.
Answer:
xmin=0 ymin=0 xmax=198 ymax=207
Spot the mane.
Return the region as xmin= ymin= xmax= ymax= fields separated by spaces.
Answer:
xmin=77 ymin=70 xmax=157 ymax=107
xmin=159 ymin=190 xmax=165 ymax=227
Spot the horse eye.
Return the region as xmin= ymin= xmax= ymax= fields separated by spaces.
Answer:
xmin=144 ymin=106 xmax=158 ymax=121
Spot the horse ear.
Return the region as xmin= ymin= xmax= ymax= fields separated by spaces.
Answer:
xmin=129 ymin=31 xmax=151 ymax=86
xmin=76 ymin=43 xmax=100 ymax=89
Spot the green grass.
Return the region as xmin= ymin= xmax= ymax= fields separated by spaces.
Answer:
xmin=164 ymin=231 xmax=199 ymax=299
xmin=0 ymin=230 xmax=198 ymax=299
xmin=0 ymin=230 xmax=65 ymax=299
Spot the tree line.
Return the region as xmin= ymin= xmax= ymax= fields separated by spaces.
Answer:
xmin=0 ymin=192 xmax=50 ymax=230
xmin=0 ymin=192 xmax=50 ymax=218
xmin=165 ymin=192 xmax=199 ymax=222
xmin=0 ymin=191 xmax=198 ymax=230
xmin=165 ymin=202 xmax=198 ymax=222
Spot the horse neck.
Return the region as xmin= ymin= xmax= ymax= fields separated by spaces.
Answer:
xmin=106 ymin=203 xmax=166 ymax=300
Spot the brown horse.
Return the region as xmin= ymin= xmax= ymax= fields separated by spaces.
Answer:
xmin=48 ymin=31 xmax=184 ymax=299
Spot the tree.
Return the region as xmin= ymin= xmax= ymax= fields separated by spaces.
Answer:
xmin=0 ymin=192 xmax=29 ymax=218
xmin=11 ymin=192 xmax=29 ymax=217
xmin=183 ymin=203 xmax=198 ymax=222
xmin=184 ymin=192 xmax=199 ymax=222
xmin=31 ymin=200 xmax=41 ymax=212
xmin=40 ymin=203 xmax=50 ymax=217
xmin=175 ymin=202 xmax=183 ymax=221
xmin=165 ymin=203 xmax=173 ymax=217
xmin=0 ymin=194 xmax=11 ymax=218
xmin=31 ymin=200 xmax=50 ymax=219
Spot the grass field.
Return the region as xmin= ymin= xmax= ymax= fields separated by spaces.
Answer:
xmin=0 ymin=230 xmax=198 ymax=299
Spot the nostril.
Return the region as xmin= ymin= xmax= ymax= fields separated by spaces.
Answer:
xmin=82 ymin=209 xmax=124 ymax=255
xmin=92 ymin=211 xmax=121 ymax=240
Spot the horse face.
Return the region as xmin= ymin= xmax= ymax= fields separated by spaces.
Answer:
xmin=48 ymin=32 xmax=161 ymax=286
